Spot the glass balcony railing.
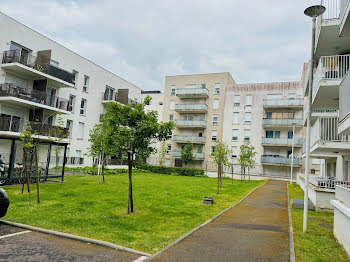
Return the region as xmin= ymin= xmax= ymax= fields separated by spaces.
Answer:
xmin=171 ymin=151 xmax=204 ymax=159
xmin=173 ymin=135 xmax=206 ymax=143
xmin=261 ymin=156 xmax=302 ymax=166
xmin=175 ymin=104 xmax=208 ymax=111
xmin=263 ymin=98 xmax=303 ymax=107
xmin=261 ymin=137 xmax=303 ymax=146
xmin=262 ymin=118 xmax=303 ymax=126
xmin=175 ymin=120 xmax=207 ymax=127
xmin=175 ymin=88 xmax=209 ymax=97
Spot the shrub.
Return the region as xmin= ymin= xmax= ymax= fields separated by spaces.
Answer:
xmin=137 ymin=163 xmax=205 ymax=177
xmin=64 ymin=166 xmax=132 ymax=175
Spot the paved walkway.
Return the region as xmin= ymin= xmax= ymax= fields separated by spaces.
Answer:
xmin=150 ymin=180 xmax=290 ymax=262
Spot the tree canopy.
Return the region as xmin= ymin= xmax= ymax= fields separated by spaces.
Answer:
xmin=181 ymin=143 xmax=195 ymax=164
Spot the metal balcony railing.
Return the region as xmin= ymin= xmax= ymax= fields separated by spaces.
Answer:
xmin=0 ymin=83 xmax=70 ymax=111
xmin=175 ymin=120 xmax=207 ymax=127
xmin=263 ymin=98 xmax=303 ymax=107
xmin=261 ymin=137 xmax=303 ymax=146
xmin=102 ymin=91 xmax=117 ymax=101
xmin=262 ymin=118 xmax=303 ymax=126
xmin=175 ymin=88 xmax=209 ymax=96
xmin=175 ymin=104 xmax=208 ymax=111
xmin=173 ymin=135 xmax=206 ymax=143
xmin=309 ymin=176 xmax=350 ymax=190
xmin=2 ymin=50 xmax=74 ymax=84
xmin=261 ymin=155 xmax=302 ymax=166
xmin=315 ymin=0 xmax=341 ymax=42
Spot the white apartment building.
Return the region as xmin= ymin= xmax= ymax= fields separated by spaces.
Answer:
xmin=0 ymin=12 xmax=141 ymax=184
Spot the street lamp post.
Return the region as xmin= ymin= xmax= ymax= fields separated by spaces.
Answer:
xmin=303 ymin=5 xmax=326 ymax=233
xmin=290 ymin=123 xmax=295 ymax=184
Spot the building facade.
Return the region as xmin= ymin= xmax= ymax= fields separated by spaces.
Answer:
xmin=0 ymin=12 xmax=141 ymax=183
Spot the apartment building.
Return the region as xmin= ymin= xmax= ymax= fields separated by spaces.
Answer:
xmin=0 ymin=12 xmax=141 ymax=184
xmin=161 ymin=73 xmax=235 ymax=169
xmin=222 ymin=81 xmax=305 ymax=179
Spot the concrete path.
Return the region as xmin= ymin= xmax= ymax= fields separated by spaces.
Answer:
xmin=0 ymin=222 xmax=142 ymax=262
xmin=150 ymin=180 xmax=290 ymax=262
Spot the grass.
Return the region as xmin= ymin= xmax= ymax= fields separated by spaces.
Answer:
xmin=289 ymin=183 xmax=350 ymax=262
xmin=2 ymin=173 xmax=264 ymax=253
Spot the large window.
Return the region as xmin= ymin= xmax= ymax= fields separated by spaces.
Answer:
xmin=244 ymin=129 xmax=251 ymax=141
xmin=83 ymin=75 xmax=89 ymax=92
xmin=78 ymin=122 xmax=85 ymax=139
xmin=245 ymin=112 xmax=251 ymax=123
xmin=213 ymin=99 xmax=219 ymax=110
xmin=171 ymin=85 xmax=176 ymax=96
xmin=246 ymin=95 xmax=252 ymax=106
xmin=266 ymin=112 xmax=295 ymax=119
xmin=211 ymin=130 xmax=217 ymax=141
xmin=66 ymin=120 xmax=73 ymax=138
xmin=233 ymin=112 xmax=239 ymax=124
xmin=80 ymin=99 xmax=87 ymax=115
xmin=212 ymin=115 xmax=218 ymax=125
xmin=232 ymin=129 xmax=238 ymax=141
xmin=234 ymin=95 xmax=240 ymax=106
xmin=169 ymin=114 xmax=174 ymax=121
xmin=68 ymin=95 xmax=75 ymax=113
xmin=214 ymin=83 xmax=220 ymax=94
xmin=167 ymin=144 xmax=172 ymax=154
xmin=169 ymin=100 xmax=175 ymax=110
xmin=72 ymin=70 xmax=78 ymax=87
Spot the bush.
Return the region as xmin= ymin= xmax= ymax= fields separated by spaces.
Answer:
xmin=64 ymin=166 xmax=132 ymax=175
xmin=137 ymin=163 xmax=205 ymax=177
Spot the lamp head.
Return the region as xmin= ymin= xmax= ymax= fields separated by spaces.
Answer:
xmin=304 ymin=5 xmax=326 ymax=18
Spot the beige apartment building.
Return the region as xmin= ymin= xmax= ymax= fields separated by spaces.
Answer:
xmin=161 ymin=73 xmax=235 ymax=169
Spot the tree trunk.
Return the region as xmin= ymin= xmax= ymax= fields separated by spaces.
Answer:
xmin=24 ymin=149 xmax=31 ymax=204
xmin=231 ymin=165 xmax=234 ymax=185
xmin=128 ymin=152 xmax=134 ymax=213
xmin=217 ymin=164 xmax=220 ymax=194
xmin=34 ymin=145 xmax=40 ymax=204
xmin=101 ymin=153 xmax=105 ymax=184
xmin=21 ymin=148 xmax=27 ymax=194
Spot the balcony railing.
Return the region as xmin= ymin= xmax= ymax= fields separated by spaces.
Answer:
xmin=175 ymin=88 xmax=209 ymax=97
xmin=263 ymin=98 xmax=303 ymax=107
xmin=175 ymin=120 xmax=207 ymax=128
xmin=2 ymin=50 xmax=74 ymax=84
xmin=315 ymin=0 xmax=341 ymax=42
xmin=0 ymin=83 xmax=70 ymax=111
xmin=312 ymin=54 xmax=350 ymax=99
xmin=65 ymin=157 xmax=84 ymax=165
xmin=309 ymin=176 xmax=350 ymax=190
xmin=261 ymin=155 xmax=302 ymax=166
xmin=262 ymin=118 xmax=303 ymax=126
xmin=173 ymin=135 xmax=206 ymax=143
xmin=311 ymin=117 xmax=350 ymax=146
xmin=171 ymin=151 xmax=205 ymax=159
xmin=261 ymin=137 xmax=303 ymax=146
xmin=175 ymin=104 xmax=208 ymax=111
xmin=102 ymin=91 xmax=117 ymax=101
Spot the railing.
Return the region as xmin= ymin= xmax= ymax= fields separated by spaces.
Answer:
xmin=173 ymin=135 xmax=206 ymax=143
xmin=0 ymin=83 xmax=70 ymax=111
xmin=175 ymin=120 xmax=207 ymax=127
xmin=312 ymin=54 xmax=350 ymax=99
xmin=261 ymin=155 xmax=302 ymax=166
xmin=263 ymin=98 xmax=303 ymax=107
xmin=309 ymin=176 xmax=350 ymax=190
xmin=339 ymin=70 xmax=350 ymax=122
xmin=30 ymin=122 xmax=69 ymax=138
xmin=310 ymin=117 xmax=350 ymax=146
xmin=262 ymin=118 xmax=303 ymax=126
xmin=171 ymin=151 xmax=205 ymax=159
xmin=2 ymin=50 xmax=74 ymax=84
xmin=102 ymin=91 xmax=117 ymax=101
xmin=261 ymin=137 xmax=303 ymax=146
xmin=175 ymin=104 xmax=208 ymax=111
xmin=340 ymin=0 xmax=350 ymax=23
xmin=316 ymin=0 xmax=341 ymax=43
xmin=65 ymin=157 xmax=84 ymax=165
xmin=175 ymin=88 xmax=209 ymax=96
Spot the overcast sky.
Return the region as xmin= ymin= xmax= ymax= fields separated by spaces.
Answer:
xmin=1 ymin=0 xmax=319 ymax=91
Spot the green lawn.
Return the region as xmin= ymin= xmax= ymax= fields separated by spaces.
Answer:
xmin=2 ymin=173 xmax=264 ymax=253
xmin=289 ymin=183 xmax=350 ymax=262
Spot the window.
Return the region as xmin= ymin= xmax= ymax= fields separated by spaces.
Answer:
xmin=232 ymin=129 xmax=238 ymax=141
xmin=76 ymin=150 xmax=82 ymax=158
xmin=171 ymin=85 xmax=176 ymax=96
xmin=211 ymin=146 xmax=216 ymax=155
xmin=80 ymin=99 xmax=87 ymax=115
xmin=83 ymin=75 xmax=89 ymax=92
xmin=166 ymin=144 xmax=172 ymax=154
xmin=213 ymin=99 xmax=219 ymax=110
xmin=169 ymin=114 xmax=174 ymax=121
xmin=246 ymin=95 xmax=252 ymax=106
xmin=196 ymin=145 xmax=202 ymax=153
xmin=169 ymin=100 xmax=175 ymax=110
xmin=275 ymin=131 xmax=280 ymax=138
xmin=214 ymin=83 xmax=220 ymax=94
xmin=245 ymin=112 xmax=251 ymax=123
xmin=266 ymin=112 xmax=272 ymax=119
xmin=266 ymin=131 xmax=273 ymax=138
xmin=288 ymin=130 xmax=294 ymax=139
xmin=211 ymin=130 xmax=217 ymax=141
xmin=199 ymin=114 xmax=205 ymax=121
xmin=201 ymin=83 xmax=206 ymax=89
xmin=78 ymin=122 xmax=85 ymax=140
xmin=66 ymin=120 xmax=73 ymax=138
xmin=233 ymin=112 xmax=239 ymax=124
xmin=72 ymin=70 xmax=78 ymax=87
xmin=159 ymin=102 xmax=163 ymax=105
xmin=266 ymin=130 xmax=280 ymax=138
xmin=68 ymin=95 xmax=75 ymax=112
xmin=231 ymin=146 xmax=238 ymax=158
xmin=198 ymin=131 xmax=203 ymax=137
xmin=104 ymin=86 xmax=115 ymax=100
xmin=234 ymin=95 xmax=240 ymax=106
xmin=184 ymin=115 xmax=194 ymax=121
xmin=212 ymin=115 xmax=218 ymax=125
xmin=244 ymin=129 xmax=251 ymax=141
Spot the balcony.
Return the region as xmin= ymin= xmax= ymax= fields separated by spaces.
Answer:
xmin=262 ymin=118 xmax=303 ymax=127
xmin=0 ymin=83 xmax=70 ymax=113
xmin=102 ymin=91 xmax=117 ymax=103
xmin=310 ymin=117 xmax=350 ymax=156
xmin=311 ymin=54 xmax=350 ymax=110
xmin=175 ymin=104 xmax=208 ymax=113
xmin=303 ymin=105 xmax=338 ymax=126
xmin=261 ymin=137 xmax=303 ymax=147
xmin=1 ymin=50 xmax=74 ymax=87
xmin=175 ymin=88 xmax=209 ymax=98
xmin=173 ymin=135 xmax=206 ymax=144
xmin=171 ymin=151 xmax=205 ymax=159
xmin=340 ymin=0 xmax=350 ymax=36
xmin=263 ymin=98 xmax=303 ymax=109
xmin=261 ymin=155 xmax=302 ymax=167
xmin=175 ymin=120 xmax=207 ymax=128
xmin=339 ymin=70 xmax=350 ymax=134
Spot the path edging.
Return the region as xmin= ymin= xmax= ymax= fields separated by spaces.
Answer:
xmin=287 ymin=183 xmax=296 ymax=262
xmin=0 ymin=219 xmax=151 ymax=257
xmin=147 ymin=179 xmax=269 ymax=261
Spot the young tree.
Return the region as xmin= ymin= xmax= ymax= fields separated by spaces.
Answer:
xmin=88 ymin=123 xmax=109 ymax=183
xmin=238 ymin=142 xmax=256 ymax=181
xmin=102 ymin=96 xmax=174 ymax=213
xmin=158 ymin=141 xmax=167 ymax=166
xmin=211 ymin=141 xmax=230 ymax=194
xmin=180 ymin=143 xmax=195 ymax=165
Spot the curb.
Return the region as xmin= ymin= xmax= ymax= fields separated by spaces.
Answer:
xmin=287 ymin=183 xmax=296 ymax=262
xmin=0 ymin=219 xmax=151 ymax=257
xmin=147 ymin=179 xmax=269 ymax=261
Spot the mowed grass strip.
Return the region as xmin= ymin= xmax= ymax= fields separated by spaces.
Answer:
xmin=289 ymin=183 xmax=350 ymax=262
xmin=3 ymin=173 xmax=264 ymax=253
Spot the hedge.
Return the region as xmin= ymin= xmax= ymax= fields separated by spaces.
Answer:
xmin=137 ymin=163 xmax=205 ymax=177
xmin=64 ymin=166 xmax=130 ymax=175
